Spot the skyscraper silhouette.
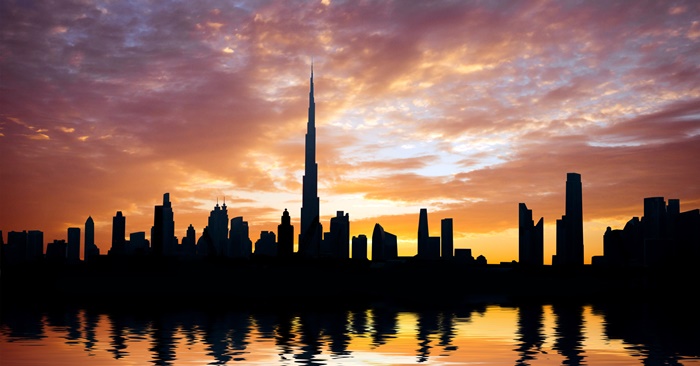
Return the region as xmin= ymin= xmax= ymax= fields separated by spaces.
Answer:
xmin=519 ymin=203 xmax=543 ymax=266
xmin=299 ymin=63 xmax=322 ymax=257
xmin=441 ymin=218 xmax=453 ymax=259
xmin=372 ymin=223 xmax=397 ymax=261
xmin=84 ymin=216 xmax=95 ymax=261
xmin=26 ymin=230 xmax=43 ymax=262
xmin=206 ymin=200 xmax=228 ymax=256
xmin=554 ymin=173 xmax=584 ymax=266
xmin=229 ymin=216 xmax=252 ymax=259
xmin=352 ymin=234 xmax=368 ymax=260
xmin=67 ymin=227 xmax=80 ymax=263
xmin=329 ymin=211 xmax=350 ymax=259
xmin=277 ymin=209 xmax=294 ymax=258
xmin=111 ymin=211 xmax=126 ymax=256
xmin=417 ymin=208 xmax=429 ymax=258
xmin=152 ymin=193 xmax=175 ymax=257
xmin=181 ymin=224 xmax=196 ymax=257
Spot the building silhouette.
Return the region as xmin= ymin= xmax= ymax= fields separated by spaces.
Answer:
xmin=328 ymin=211 xmax=350 ymax=259
xmin=254 ymin=231 xmax=277 ymax=257
xmin=110 ymin=211 xmax=126 ymax=256
xmin=417 ymin=208 xmax=441 ymax=259
xmin=229 ymin=216 xmax=252 ymax=259
xmin=372 ymin=223 xmax=397 ymax=261
xmin=152 ymin=193 xmax=175 ymax=257
xmin=599 ymin=197 xmax=700 ymax=267
xmin=441 ymin=218 xmax=453 ymax=259
xmin=554 ymin=173 xmax=584 ymax=266
xmin=519 ymin=203 xmax=543 ymax=266
xmin=129 ymin=232 xmax=149 ymax=256
xmin=181 ymin=224 xmax=196 ymax=258
xmin=67 ymin=227 xmax=80 ymax=263
xmin=454 ymin=248 xmax=475 ymax=263
xmin=352 ymin=234 xmax=368 ymax=261
xmin=277 ymin=209 xmax=294 ymax=258
xmin=84 ymin=216 xmax=100 ymax=261
xmin=25 ymin=230 xmax=42 ymax=262
xmin=3 ymin=230 xmax=44 ymax=263
xmin=417 ymin=208 xmax=429 ymax=258
xmin=196 ymin=227 xmax=213 ymax=257
xmin=299 ymin=63 xmax=322 ymax=258
xmin=206 ymin=201 xmax=228 ymax=256
xmin=45 ymin=239 xmax=66 ymax=262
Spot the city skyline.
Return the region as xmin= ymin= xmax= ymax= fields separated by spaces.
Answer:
xmin=2 ymin=1 xmax=700 ymax=264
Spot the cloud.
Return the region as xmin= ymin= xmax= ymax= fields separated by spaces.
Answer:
xmin=1 ymin=0 xmax=698 ymax=263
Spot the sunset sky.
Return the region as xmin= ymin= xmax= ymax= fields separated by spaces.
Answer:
xmin=2 ymin=0 xmax=699 ymax=264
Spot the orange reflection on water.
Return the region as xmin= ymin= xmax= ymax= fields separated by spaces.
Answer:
xmin=1 ymin=303 xmax=699 ymax=365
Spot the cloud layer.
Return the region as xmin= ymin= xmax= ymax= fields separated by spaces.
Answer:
xmin=2 ymin=0 xmax=699 ymax=263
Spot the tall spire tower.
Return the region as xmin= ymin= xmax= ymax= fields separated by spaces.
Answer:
xmin=299 ymin=61 xmax=322 ymax=257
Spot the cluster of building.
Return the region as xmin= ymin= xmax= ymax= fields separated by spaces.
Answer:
xmin=0 ymin=196 xmax=464 ymax=264
xmin=2 ymin=67 xmax=468 ymax=265
xmin=596 ymin=197 xmax=700 ymax=267
xmin=3 ymin=67 xmax=698 ymax=268
xmin=519 ymin=173 xmax=585 ymax=267
xmin=519 ymin=173 xmax=700 ymax=267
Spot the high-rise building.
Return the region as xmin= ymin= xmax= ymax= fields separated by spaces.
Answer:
xmin=181 ymin=224 xmax=196 ymax=258
xmin=152 ymin=193 xmax=175 ymax=256
xmin=26 ymin=230 xmax=43 ymax=262
xmin=111 ymin=211 xmax=126 ymax=256
xmin=441 ymin=218 xmax=453 ymax=259
xmin=229 ymin=216 xmax=252 ymax=259
xmin=352 ymin=234 xmax=368 ymax=261
xmin=299 ymin=63 xmax=322 ymax=257
xmin=277 ymin=209 xmax=294 ymax=258
xmin=519 ymin=203 xmax=544 ymax=266
xmin=84 ymin=216 xmax=99 ymax=261
xmin=206 ymin=200 xmax=228 ymax=256
xmin=417 ymin=208 xmax=429 ymax=258
xmin=6 ymin=231 xmax=28 ymax=263
xmin=554 ymin=173 xmax=584 ymax=266
xmin=329 ymin=211 xmax=350 ymax=259
xmin=372 ymin=223 xmax=386 ymax=261
xmin=67 ymin=227 xmax=81 ymax=263
xmin=600 ymin=197 xmax=699 ymax=267
xmin=372 ymin=223 xmax=397 ymax=261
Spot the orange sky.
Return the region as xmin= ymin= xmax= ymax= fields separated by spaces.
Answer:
xmin=1 ymin=1 xmax=699 ymax=263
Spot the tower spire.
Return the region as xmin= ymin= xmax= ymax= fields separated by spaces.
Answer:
xmin=300 ymin=59 xmax=321 ymax=257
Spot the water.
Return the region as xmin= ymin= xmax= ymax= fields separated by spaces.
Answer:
xmin=1 ymin=300 xmax=699 ymax=365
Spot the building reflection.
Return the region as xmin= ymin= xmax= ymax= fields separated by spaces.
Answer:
xmin=149 ymin=316 xmax=178 ymax=366
xmin=416 ymin=310 xmax=439 ymax=362
xmin=552 ymin=303 xmax=586 ymax=365
xmin=515 ymin=303 xmax=545 ymax=365
xmin=108 ymin=313 xmax=128 ymax=360
xmin=370 ymin=307 xmax=399 ymax=348
xmin=1 ymin=302 xmax=698 ymax=365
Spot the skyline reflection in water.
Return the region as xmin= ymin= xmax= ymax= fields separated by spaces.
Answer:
xmin=1 ymin=301 xmax=699 ymax=365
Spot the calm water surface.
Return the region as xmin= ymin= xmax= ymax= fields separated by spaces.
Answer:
xmin=1 ymin=300 xmax=699 ymax=365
